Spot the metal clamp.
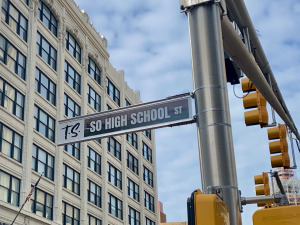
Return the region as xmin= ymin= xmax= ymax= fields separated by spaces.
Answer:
xmin=180 ymin=0 xmax=220 ymax=12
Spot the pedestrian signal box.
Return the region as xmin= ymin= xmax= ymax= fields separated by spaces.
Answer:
xmin=253 ymin=205 xmax=300 ymax=225
xmin=187 ymin=189 xmax=230 ymax=225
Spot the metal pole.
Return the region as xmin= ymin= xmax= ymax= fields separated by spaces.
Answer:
xmin=185 ymin=2 xmax=241 ymax=225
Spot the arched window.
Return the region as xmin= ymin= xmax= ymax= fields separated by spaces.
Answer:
xmin=88 ymin=57 xmax=101 ymax=85
xmin=38 ymin=1 xmax=58 ymax=37
xmin=65 ymin=31 xmax=81 ymax=63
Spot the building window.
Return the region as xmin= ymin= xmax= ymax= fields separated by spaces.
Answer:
xmin=127 ymin=133 xmax=138 ymax=149
xmin=36 ymin=32 xmax=57 ymax=70
xmin=88 ymin=57 xmax=101 ymax=85
xmin=2 ymin=0 xmax=28 ymax=41
xmin=87 ymin=146 xmax=101 ymax=175
xmin=62 ymin=164 xmax=80 ymax=195
xmin=127 ymin=151 xmax=138 ymax=175
xmin=88 ymin=85 xmax=101 ymax=112
xmin=65 ymin=61 xmax=81 ymax=94
xmin=125 ymin=99 xmax=131 ymax=106
xmin=142 ymin=142 xmax=152 ymax=163
xmin=108 ymin=193 xmax=123 ymax=220
xmin=0 ymin=77 xmax=25 ymax=120
xmin=62 ymin=201 xmax=80 ymax=225
xmin=127 ymin=178 xmax=139 ymax=202
xmin=88 ymin=180 xmax=101 ymax=208
xmin=107 ymin=137 xmax=121 ymax=161
xmin=107 ymin=104 xmax=112 ymax=110
xmin=38 ymin=1 xmax=58 ymax=37
xmin=0 ymin=34 xmax=26 ymax=80
xmin=88 ymin=215 xmax=102 ymax=225
xmin=65 ymin=31 xmax=81 ymax=63
xmin=64 ymin=143 xmax=80 ymax=160
xmin=30 ymin=187 xmax=53 ymax=220
xmin=0 ymin=122 xmax=22 ymax=162
xmin=128 ymin=206 xmax=140 ymax=225
xmin=143 ymin=166 xmax=154 ymax=188
xmin=32 ymin=144 xmax=54 ymax=181
xmin=107 ymin=163 xmax=122 ymax=190
xmin=106 ymin=78 xmax=120 ymax=106
xmin=144 ymin=191 xmax=155 ymax=213
xmin=34 ymin=105 xmax=55 ymax=142
xmin=146 ymin=218 xmax=155 ymax=225
xmin=0 ymin=170 xmax=20 ymax=206
xmin=35 ymin=67 xmax=56 ymax=106
xmin=143 ymin=130 xmax=152 ymax=140
xmin=64 ymin=94 xmax=81 ymax=118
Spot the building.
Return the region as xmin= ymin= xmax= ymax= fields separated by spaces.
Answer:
xmin=274 ymin=168 xmax=300 ymax=205
xmin=158 ymin=201 xmax=166 ymax=223
xmin=0 ymin=0 xmax=158 ymax=224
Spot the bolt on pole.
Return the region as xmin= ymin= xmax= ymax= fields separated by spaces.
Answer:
xmin=181 ymin=1 xmax=242 ymax=225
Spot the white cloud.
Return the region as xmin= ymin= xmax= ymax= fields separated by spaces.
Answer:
xmin=74 ymin=0 xmax=300 ymax=225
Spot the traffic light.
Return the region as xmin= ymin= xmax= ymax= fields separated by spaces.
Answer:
xmin=187 ymin=189 xmax=230 ymax=225
xmin=254 ymin=172 xmax=270 ymax=196
xmin=241 ymin=78 xmax=268 ymax=127
xmin=254 ymin=172 xmax=271 ymax=207
xmin=267 ymin=124 xmax=290 ymax=168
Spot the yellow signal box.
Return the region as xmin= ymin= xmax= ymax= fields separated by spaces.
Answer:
xmin=267 ymin=124 xmax=290 ymax=168
xmin=254 ymin=173 xmax=272 ymax=207
xmin=241 ymin=77 xmax=256 ymax=92
xmin=188 ymin=189 xmax=230 ymax=225
xmin=253 ymin=205 xmax=300 ymax=225
xmin=241 ymin=77 xmax=268 ymax=127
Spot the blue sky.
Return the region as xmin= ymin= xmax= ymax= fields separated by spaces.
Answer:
xmin=73 ymin=0 xmax=300 ymax=224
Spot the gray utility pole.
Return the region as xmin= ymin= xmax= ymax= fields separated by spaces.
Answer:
xmin=180 ymin=1 xmax=242 ymax=225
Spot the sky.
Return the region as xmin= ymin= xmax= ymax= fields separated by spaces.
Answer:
xmin=73 ymin=0 xmax=300 ymax=224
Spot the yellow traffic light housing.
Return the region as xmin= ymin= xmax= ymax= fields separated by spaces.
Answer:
xmin=267 ymin=124 xmax=290 ymax=168
xmin=187 ymin=189 xmax=230 ymax=225
xmin=241 ymin=77 xmax=268 ymax=127
xmin=243 ymin=91 xmax=268 ymax=127
xmin=253 ymin=205 xmax=300 ymax=225
xmin=254 ymin=173 xmax=270 ymax=196
xmin=241 ymin=77 xmax=256 ymax=92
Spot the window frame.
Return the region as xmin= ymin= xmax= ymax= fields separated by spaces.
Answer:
xmin=0 ymin=34 xmax=27 ymax=80
xmin=87 ymin=146 xmax=101 ymax=175
xmin=38 ymin=1 xmax=58 ymax=37
xmin=64 ymin=143 xmax=80 ymax=160
xmin=127 ymin=151 xmax=139 ymax=175
xmin=88 ymin=179 xmax=101 ymax=208
xmin=64 ymin=93 xmax=81 ymax=118
xmin=88 ymin=85 xmax=101 ymax=112
xmin=0 ymin=76 xmax=25 ymax=120
xmin=35 ymin=67 xmax=56 ymax=106
xmin=88 ymin=214 xmax=102 ymax=225
xmin=143 ymin=166 xmax=154 ymax=188
xmin=0 ymin=122 xmax=23 ymax=162
xmin=64 ymin=61 xmax=81 ymax=94
xmin=108 ymin=193 xmax=123 ymax=220
xmin=62 ymin=164 xmax=80 ymax=195
xmin=32 ymin=144 xmax=54 ymax=181
xmin=65 ymin=31 xmax=81 ymax=63
xmin=128 ymin=206 xmax=140 ymax=225
xmin=36 ymin=32 xmax=57 ymax=70
xmin=62 ymin=201 xmax=80 ymax=225
xmin=126 ymin=132 xmax=138 ymax=149
xmin=107 ymin=137 xmax=121 ymax=161
xmin=127 ymin=178 xmax=139 ymax=202
xmin=106 ymin=78 xmax=120 ymax=106
xmin=30 ymin=187 xmax=53 ymax=220
xmin=142 ymin=142 xmax=152 ymax=163
xmin=0 ymin=169 xmax=20 ymax=207
xmin=2 ymin=0 xmax=28 ymax=41
xmin=144 ymin=191 xmax=155 ymax=213
xmin=88 ymin=57 xmax=101 ymax=85
xmin=107 ymin=162 xmax=122 ymax=190
xmin=33 ymin=105 xmax=55 ymax=142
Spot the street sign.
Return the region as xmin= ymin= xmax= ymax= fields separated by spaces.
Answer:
xmin=57 ymin=94 xmax=194 ymax=145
